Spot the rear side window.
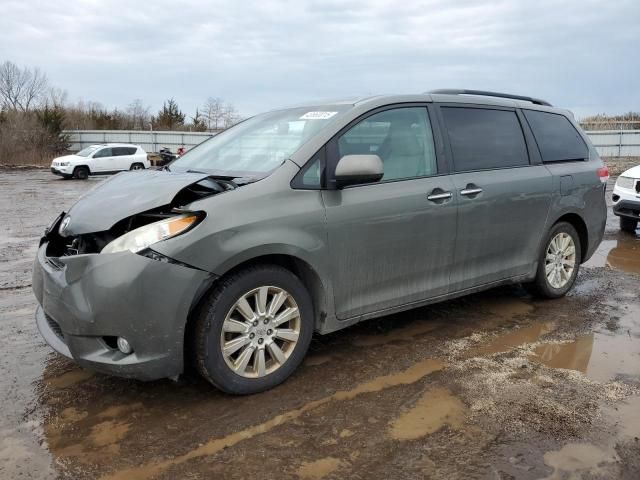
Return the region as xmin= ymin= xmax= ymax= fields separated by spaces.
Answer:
xmin=523 ymin=110 xmax=588 ymax=162
xmin=112 ymin=147 xmax=137 ymax=156
xmin=441 ymin=107 xmax=529 ymax=172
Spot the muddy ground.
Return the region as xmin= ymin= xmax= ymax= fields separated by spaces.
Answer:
xmin=1 ymin=169 xmax=639 ymax=480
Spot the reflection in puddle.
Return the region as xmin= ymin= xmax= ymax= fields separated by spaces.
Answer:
xmin=296 ymin=457 xmax=343 ymax=479
xmin=584 ymin=235 xmax=640 ymax=274
xmin=542 ymin=443 xmax=618 ymax=479
xmin=389 ymin=387 xmax=466 ymax=440
xmin=352 ymin=319 xmax=443 ymax=347
xmin=478 ymin=297 xmax=534 ymax=319
xmin=604 ymin=396 xmax=640 ymax=440
xmin=531 ymin=335 xmax=594 ymax=374
xmin=531 ymin=307 xmax=640 ymax=382
xmin=468 ymin=322 xmax=556 ymax=357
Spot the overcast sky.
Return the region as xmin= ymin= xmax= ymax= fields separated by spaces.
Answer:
xmin=1 ymin=0 xmax=638 ymax=119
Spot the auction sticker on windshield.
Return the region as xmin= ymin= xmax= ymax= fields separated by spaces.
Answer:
xmin=300 ymin=111 xmax=338 ymax=120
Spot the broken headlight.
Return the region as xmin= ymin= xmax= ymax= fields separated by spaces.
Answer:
xmin=101 ymin=213 xmax=201 ymax=254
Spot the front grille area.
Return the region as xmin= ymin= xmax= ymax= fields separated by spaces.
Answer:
xmin=45 ymin=313 xmax=65 ymax=341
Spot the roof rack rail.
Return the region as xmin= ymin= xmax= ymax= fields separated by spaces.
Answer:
xmin=427 ymin=89 xmax=552 ymax=107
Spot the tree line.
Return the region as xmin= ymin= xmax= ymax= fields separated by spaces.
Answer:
xmin=0 ymin=60 xmax=242 ymax=165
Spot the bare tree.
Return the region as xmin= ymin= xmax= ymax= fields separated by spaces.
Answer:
xmin=126 ymin=98 xmax=151 ymax=130
xmin=203 ymin=97 xmax=224 ymax=130
xmin=222 ymin=104 xmax=241 ymax=128
xmin=48 ymin=86 xmax=68 ymax=108
xmin=0 ymin=61 xmax=49 ymax=112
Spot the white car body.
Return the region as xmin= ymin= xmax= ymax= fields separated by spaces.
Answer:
xmin=612 ymin=164 xmax=640 ymax=230
xmin=50 ymin=144 xmax=150 ymax=179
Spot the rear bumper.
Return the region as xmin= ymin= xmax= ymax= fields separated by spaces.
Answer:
xmin=32 ymin=243 xmax=213 ymax=381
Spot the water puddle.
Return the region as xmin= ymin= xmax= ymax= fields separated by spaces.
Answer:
xmin=296 ymin=457 xmax=343 ymax=479
xmin=604 ymin=396 xmax=640 ymax=440
xmin=467 ymin=322 xmax=556 ymax=357
xmin=44 ymin=369 xmax=94 ymax=389
xmin=583 ymin=235 xmax=640 ymax=274
xmin=542 ymin=443 xmax=618 ymax=479
xmin=530 ymin=306 xmax=640 ymax=382
xmin=479 ymin=297 xmax=535 ymax=319
xmin=100 ymin=358 xmax=445 ymax=480
xmin=389 ymin=387 xmax=466 ymax=440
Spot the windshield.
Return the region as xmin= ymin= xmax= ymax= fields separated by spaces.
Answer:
xmin=76 ymin=146 xmax=100 ymax=157
xmin=170 ymin=105 xmax=352 ymax=177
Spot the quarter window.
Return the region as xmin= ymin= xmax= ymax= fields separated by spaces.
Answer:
xmin=337 ymin=107 xmax=437 ymax=181
xmin=442 ymin=107 xmax=529 ymax=172
xmin=523 ymin=110 xmax=588 ymax=162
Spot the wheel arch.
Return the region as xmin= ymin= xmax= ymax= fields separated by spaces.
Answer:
xmin=73 ymin=164 xmax=91 ymax=174
xmin=552 ymin=212 xmax=589 ymax=263
xmin=183 ymin=253 xmax=329 ymax=371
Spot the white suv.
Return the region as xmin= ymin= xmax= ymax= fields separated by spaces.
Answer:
xmin=50 ymin=144 xmax=150 ymax=180
xmin=612 ymin=164 xmax=640 ymax=232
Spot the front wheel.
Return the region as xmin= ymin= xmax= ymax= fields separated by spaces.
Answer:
xmin=526 ymin=222 xmax=581 ymax=299
xmin=193 ymin=265 xmax=314 ymax=394
xmin=73 ymin=166 xmax=89 ymax=180
xmin=130 ymin=163 xmax=145 ymax=171
xmin=620 ymin=216 xmax=638 ymax=233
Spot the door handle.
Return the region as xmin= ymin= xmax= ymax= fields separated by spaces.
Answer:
xmin=460 ymin=187 xmax=483 ymax=196
xmin=427 ymin=191 xmax=453 ymax=202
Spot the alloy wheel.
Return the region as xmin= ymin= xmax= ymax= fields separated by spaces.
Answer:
xmin=220 ymin=286 xmax=301 ymax=378
xmin=545 ymin=232 xmax=576 ymax=289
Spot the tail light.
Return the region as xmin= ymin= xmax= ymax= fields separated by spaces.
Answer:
xmin=597 ymin=166 xmax=609 ymax=183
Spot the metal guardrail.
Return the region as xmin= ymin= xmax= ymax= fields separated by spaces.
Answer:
xmin=64 ymin=128 xmax=640 ymax=158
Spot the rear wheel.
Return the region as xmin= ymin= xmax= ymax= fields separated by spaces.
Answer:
xmin=527 ymin=222 xmax=581 ymax=299
xmin=620 ymin=216 xmax=638 ymax=233
xmin=130 ymin=163 xmax=144 ymax=171
xmin=193 ymin=265 xmax=314 ymax=394
xmin=73 ymin=166 xmax=89 ymax=180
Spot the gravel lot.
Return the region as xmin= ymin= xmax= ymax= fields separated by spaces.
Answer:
xmin=1 ymin=169 xmax=639 ymax=479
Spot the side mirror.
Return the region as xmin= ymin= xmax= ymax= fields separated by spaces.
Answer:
xmin=334 ymin=154 xmax=383 ymax=188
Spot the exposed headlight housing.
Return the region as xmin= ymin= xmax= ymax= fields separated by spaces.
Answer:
xmin=59 ymin=162 xmax=70 ymax=167
xmin=102 ymin=213 xmax=200 ymax=254
xmin=615 ymin=176 xmax=635 ymax=189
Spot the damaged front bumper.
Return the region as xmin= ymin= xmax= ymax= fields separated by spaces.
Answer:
xmin=32 ymin=242 xmax=214 ymax=381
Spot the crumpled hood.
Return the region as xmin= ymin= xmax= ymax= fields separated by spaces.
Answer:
xmin=62 ymin=170 xmax=211 ymax=235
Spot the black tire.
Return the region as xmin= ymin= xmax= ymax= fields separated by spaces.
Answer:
xmin=130 ymin=163 xmax=145 ymax=171
xmin=620 ymin=216 xmax=638 ymax=233
xmin=73 ymin=166 xmax=89 ymax=180
xmin=193 ymin=265 xmax=314 ymax=395
xmin=526 ymin=222 xmax=581 ymax=299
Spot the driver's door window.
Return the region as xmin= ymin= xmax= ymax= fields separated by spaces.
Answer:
xmin=92 ymin=147 xmax=113 ymax=172
xmin=337 ymin=107 xmax=437 ymax=182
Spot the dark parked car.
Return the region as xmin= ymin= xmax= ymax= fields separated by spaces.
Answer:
xmin=33 ymin=90 xmax=607 ymax=394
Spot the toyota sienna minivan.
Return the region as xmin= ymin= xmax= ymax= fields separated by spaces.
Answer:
xmin=33 ymin=90 xmax=607 ymax=394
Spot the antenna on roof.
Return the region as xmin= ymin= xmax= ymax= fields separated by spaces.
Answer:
xmin=427 ymin=89 xmax=552 ymax=107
